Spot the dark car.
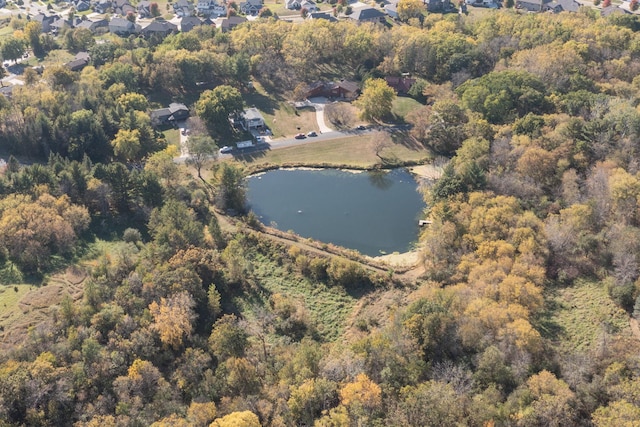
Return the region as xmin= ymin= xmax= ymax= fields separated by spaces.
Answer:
xmin=295 ymin=133 xmax=306 ymax=139
xmin=307 ymin=131 xmax=317 ymax=137
xmin=355 ymin=125 xmax=367 ymax=130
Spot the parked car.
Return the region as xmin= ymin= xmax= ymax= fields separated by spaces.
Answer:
xmin=219 ymin=146 xmax=233 ymax=154
xmin=307 ymin=131 xmax=317 ymax=137
xmin=295 ymin=133 xmax=306 ymax=139
xmin=355 ymin=125 xmax=367 ymax=130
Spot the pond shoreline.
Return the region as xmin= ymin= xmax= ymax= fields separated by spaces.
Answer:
xmin=243 ymin=159 xmax=427 ymax=177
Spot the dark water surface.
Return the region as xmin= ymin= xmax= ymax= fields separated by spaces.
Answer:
xmin=246 ymin=168 xmax=426 ymax=256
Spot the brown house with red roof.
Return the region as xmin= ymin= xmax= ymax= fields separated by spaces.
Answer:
xmin=305 ymin=80 xmax=360 ymax=100
xmin=385 ymin=76 xmax=416 ymax=94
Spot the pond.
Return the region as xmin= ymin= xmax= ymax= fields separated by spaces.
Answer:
xmin=246 ymin=168 xmax=427 ymax=256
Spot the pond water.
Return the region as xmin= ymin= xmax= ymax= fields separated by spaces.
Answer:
xmin=246 ymin=168 xmax=426 ymax=256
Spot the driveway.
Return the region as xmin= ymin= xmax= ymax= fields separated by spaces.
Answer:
xmin=177 ymin=121 xmax=190 ymax=160
xmin=307 ymin=97 xmax=333 ymax=133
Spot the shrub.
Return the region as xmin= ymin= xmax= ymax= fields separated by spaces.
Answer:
xmin=123 ymin=228 xmax=142 ymax=243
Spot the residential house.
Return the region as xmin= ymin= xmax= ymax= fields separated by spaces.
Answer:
xmin=65 ymin=52 xmax=91 ymax=71
xmin=77 ymin=18 xmax=109 ymax=33
xmin=307 ymin=11 xmax=337 ymax=21
xmin=137 ymin=0 xmax=151 ymax=17
xmin=305 ymin=80 xmax=360 ymax=100
xmin=108 ymin=17 xmax=141 ymax=35
xmin=240 ymin=0 xmax=262 ymax=15
xmin=51 ymin=17 xmax=80 ymax=33
xmin=601 ymin=4 xmax=630 ymax=16
xmin=384 ymin=2 xmax=399 ymax=19
xmin=515 ymin=0 xmax=549 ymax=11
xmin=240 ymin=108 xmax=265 ymax=130
xmin=93 ymin=0 xmax=111 ymax=13
xmin=197 ymin=0 xmax=226 ymax=16
xmin=150 ymin=103 xmax=190 ymax=126
xmin=300 ymin=0 xmax=317 ymax=12
xmin=426 ymin=0 xmax=454 ymax=12
xmin=141 ymin=19 xmax=178 ymax=38
xmin=173 ymin=0 xmax=195 ymax=17
xmin=32 ymin=13 xmax=59 ymax=33
xmin=286 ymin=0 xmax=301 ymax=9
xmin=74 ymin=0 xmax=91 ymax=12
xmin=385 ymin=75 xmax=416 ymax=94
xmin=213 ymin=15 xmax=247 ymax=32
xmin=113 ymin=0 xmax=135 ymax=15
xmin=349 ymin=7 xmax=386 ymax=23
xmin=181 ymin=16 xmax=202 ymax=31
xmin=545 ymin=0 xmax=580 ymax=11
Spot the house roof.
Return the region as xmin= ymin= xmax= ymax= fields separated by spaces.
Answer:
xmin=385 ymin=76 xmax=416 ymax=93
xmin=351 ymin=7 xmax=385 ymax=21
xmin=143 ymin=20 xmax=178 ymax=33
xmin=214 ymin=15 xmax=247 ymax=28
xmin=601 ymin=4 xmax=630 ymax=15
xmin=308 ymin=11 xmax=337 ymax=21
xmin=150 ymin=108 xmax=171 ymax=121
xmin=551 ymin=0 xmax=580 ymax=10
xmin=334 ymin=80 xmax=359 ymax=93
xmin=110 ymin=17 xmax=133 ymax=26
xmin=51 ymin=18 xmax=71 ymax=29
xmin=169 ymin=103 xmax=189 ymax=114
xmin=76 ymin=51 xmax=91 ymax=61
xmin=66 ymin=57 xmax=90 ymax=71
xmin=33 ymin=13 xmax=59 ymax=23
xmin=242 ymin=107 xmax=264 ymax=121
xmin=384 ymin=2 xmax=398 ymax=13
xmin=150 ymin=104 xmax=188 ymax=123
xmin=77 ymin=18 xmax=109 ymax=30
xmin=181 ymin=16 xmax=202 ymax=26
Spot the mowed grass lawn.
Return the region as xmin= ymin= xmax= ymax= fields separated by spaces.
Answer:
xmin=390 ymin=96 xmax=423 ymax=122
xmin=234 ymin=132 xmax=430 ymax=169
xmin=244 ymin=81 xmax=319 ymax=138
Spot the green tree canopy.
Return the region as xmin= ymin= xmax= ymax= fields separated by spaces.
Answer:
xmin=195 ymin=85 xmax=244 ymax=133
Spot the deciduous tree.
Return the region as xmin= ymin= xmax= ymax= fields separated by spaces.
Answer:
xmin=355 ymin=78 xmax=395 ymax=122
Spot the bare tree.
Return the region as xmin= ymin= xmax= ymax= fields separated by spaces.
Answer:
xmin=325 ymin=102 xmax=356 ymax=129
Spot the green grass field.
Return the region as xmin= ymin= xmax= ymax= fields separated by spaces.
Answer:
xmin=243 ymin=81 xmax=319 ymax=138
xmin=545 ymin=280 xmax=632 ymax=353
xmin=239 ymin=252 xmax=357 ymax=342
xmin=233 ymin=132 xmax=430 ymax=169
xmin=163 ymin=128 xmax=181 ymax=149
xmin=390 ymin=96 xmax=423 ymax=122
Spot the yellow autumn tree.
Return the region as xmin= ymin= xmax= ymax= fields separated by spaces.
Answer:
xmin=149 ymin=291 xmax=197 ymax=350
xmin=209 ymin=411 xmax=260 ymax=427
xmin=339 ymin=373 xmax=382 ymax=417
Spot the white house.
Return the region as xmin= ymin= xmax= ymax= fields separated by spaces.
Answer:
xmin=241 ymin=108 xmax=265 ymax=130
xmin=197 ymin=0 xmax=226 ymax=16
xmin=286 ymin=0 xmax=301 ymax=9
xmin=300 ymin=0 xmax=317 ymax=11
xmin=239 ymin=0 xmax=262 ymax=15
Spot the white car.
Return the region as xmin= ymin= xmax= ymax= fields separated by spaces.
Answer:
xmin=219 ymin=146 xmax=233 ymax=154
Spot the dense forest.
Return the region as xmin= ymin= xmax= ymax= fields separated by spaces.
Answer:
xmin=3 ymin=7 xmax=640 ymax=426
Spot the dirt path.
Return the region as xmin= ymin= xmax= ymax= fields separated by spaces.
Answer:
xmin=630 ymin=317 xmax=640 ymax=341
xmin=215 ymin=211 xmax=424 ymax=284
